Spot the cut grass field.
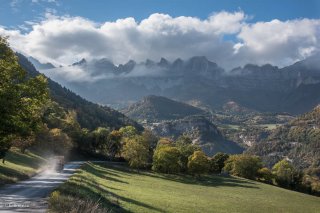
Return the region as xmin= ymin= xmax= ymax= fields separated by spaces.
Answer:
xmin=50 ymin=162 xmax=320 ymax=213
xmin=0 ymin=148 xmax=46 ymax=185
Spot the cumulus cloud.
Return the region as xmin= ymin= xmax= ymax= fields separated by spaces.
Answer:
xmin=0 ymin=11 xmax=319 ymax=74
xmin=235 ymin=18 xmax=320 ymax=66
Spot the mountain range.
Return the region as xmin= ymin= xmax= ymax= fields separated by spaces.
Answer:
xmin=34 ymin=54 xmax=320 ymax=114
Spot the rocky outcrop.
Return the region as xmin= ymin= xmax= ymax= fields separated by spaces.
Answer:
xmin=122 ymin=95 xmax=206 ymax=122
xmin=149 ymin=116 xmax=244 ymax=155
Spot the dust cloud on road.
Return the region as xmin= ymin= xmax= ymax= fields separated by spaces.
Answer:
xmin=0 ymin=161 xmax=84 ymax=213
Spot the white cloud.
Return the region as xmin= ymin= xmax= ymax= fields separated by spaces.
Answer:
xmin=0 ymin=11 xmax=319 ymax=76
xmin=235 ymin=18 xmax=320 ymax=66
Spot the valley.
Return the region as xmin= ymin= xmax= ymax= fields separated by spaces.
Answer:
xmin=1 ymin=2 xmax=320 ymax=211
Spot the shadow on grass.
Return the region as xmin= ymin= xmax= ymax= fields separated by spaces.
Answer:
xmin=4 ymin=150 xmax=44 ymax=169
xmin=58 ymin=162 xmax=164 ymax=212
xmin=141 ymin=172 xmax=259 ymax=189
xmin=0 ymin=150 xmax=45 ymax=185
xmin=96 ymin=162 xmax=259 ymax=189
xmin=0 ymin=166 xmax=29 ymax=184
xmin=82 ymin=162 xmax=129 ymax=184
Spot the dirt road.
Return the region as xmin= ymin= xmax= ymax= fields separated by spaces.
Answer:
xmin=0 ymin=161 xmax=84 ymax=213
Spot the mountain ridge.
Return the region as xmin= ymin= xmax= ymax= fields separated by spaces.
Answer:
xmin=31 ymin=54 xmax=320 ymax=115
xmin=122 ymin=95 xmax=206 ymax=122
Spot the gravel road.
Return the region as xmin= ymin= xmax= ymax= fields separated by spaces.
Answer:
xmin=0 ymin=161 xmax=84 ymax=213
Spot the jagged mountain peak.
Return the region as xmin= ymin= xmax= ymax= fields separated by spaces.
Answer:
xmin=72 ymin=58 xmax=87 ymax=66
xmin=158 ymin=57 xmax=170 ymax=67
xmin=28 ymin=56 xmax=55 ymax=70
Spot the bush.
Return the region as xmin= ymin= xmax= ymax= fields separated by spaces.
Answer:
xmin=224 ymin=154 xmax=263 ymax=179
xmin=187 ymin=151 xmax=210 ymax=176
xmin=152 ymin=146 xmax=181 ymax=173
xmin=49 ymin=191 xmax=107 ymax=213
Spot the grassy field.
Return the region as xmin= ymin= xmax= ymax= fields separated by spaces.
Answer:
xmin=50 ymin=162 xmax=320 ymax=213
xmin=256 ymin=124 xmax=280 ymax=130
xmin=0 ymin=148 xmax=46 ymax=185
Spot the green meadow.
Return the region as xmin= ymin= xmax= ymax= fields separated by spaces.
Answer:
xmin=51 ymin=162 xmax=320 ymax=213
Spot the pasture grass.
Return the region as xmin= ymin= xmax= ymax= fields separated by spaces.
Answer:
xmin=50 ymin=162 xmax=320 ymax=213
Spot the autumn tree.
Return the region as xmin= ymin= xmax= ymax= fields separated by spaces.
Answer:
xmin=91 ymin=127 xmax=110 ymax=153
xmin=107 ymin=130 xmax=123 ymax=159
xmin=187 ymin=151 xmax=210 ymax=176
xmin=35 ymin=127 xmax=73 ymax=156
xmin=141 ymin=129 xmax=158 ymax=150
xmin=210 ymin=152 xmax=229 ymax=173
xmin=175 ymin=135 xmax=199 ymax=172
xmin=119 ymin=126 xmax=137 ymax=139
xmin=272 ymin=159 xmax=295 ymax=187
xmin=224 ymin=154 xmax=263 ymax=179
xmin=152 ymin=145 xmax=181 ymax=173
xmin=0 ymin=36 xmax=49 ymax=162
xmin=257 ymin=167 xmax=273 ymax=184
xmin=122 ymin=135 xmax=149 ymax=170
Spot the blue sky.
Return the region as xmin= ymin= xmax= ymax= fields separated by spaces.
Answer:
xmin=1 ymin=0 xmax=319 ymax=29
xmin=0 ymin=0 xmax=319 ymax=75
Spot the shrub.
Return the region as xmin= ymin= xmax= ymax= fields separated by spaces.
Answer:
xmin=48 ymin=191 xmax=107 ymax=213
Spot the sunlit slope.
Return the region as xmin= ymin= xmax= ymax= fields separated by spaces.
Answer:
xmin=52 ymin=162 xmax=320 ymax=213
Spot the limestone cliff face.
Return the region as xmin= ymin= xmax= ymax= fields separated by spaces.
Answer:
xmin=35 ymin=55 xmax=320 ymax=114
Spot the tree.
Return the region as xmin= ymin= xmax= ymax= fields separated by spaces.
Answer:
xmin=210 ymin=152 xmax=229 ymax=173
xmin=257 ymin=167 xmax=273 ymax=184
xmin=187 ymin=151 xmax=210 ymax=176
xmin=122 ymin=136 xmax=149 ymax=170
xmin=119 ymin=126 xmax=137 ymax=139
xmin=175 ymin=135 xmax=199 ymax=172
xmin=35 ymin=127 xmax=73 ymax=156
xmin=152 ymin=145 xmax=181 ymax=173
xmin=12 ymin=136 xmax=35 ymax=153
xmin=0 ymin=36 xmax=49 ymax=162
xmin=91 ymin=127 xmax=110 ymax=153
xmin=107 ymin=130 xmax=122 ymax=159
xmin=272 ymin=159 xmax=295 ymax=188
xmin=141 ymin=129 xmax=158 ymax=150
xmin=224 ymin=154 xmax=263 ymax=179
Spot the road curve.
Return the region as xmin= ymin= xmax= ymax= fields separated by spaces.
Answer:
xmin=0 ymin=161 xmax=84 ymax=213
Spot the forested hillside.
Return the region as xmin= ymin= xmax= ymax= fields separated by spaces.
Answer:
xmin=17 ymin=53 xmax=141 ymax=131
xmin=247 ymin=106 xmax=320 ymax=170
xmin=123 ymin=95 xmax=206 ymax=122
